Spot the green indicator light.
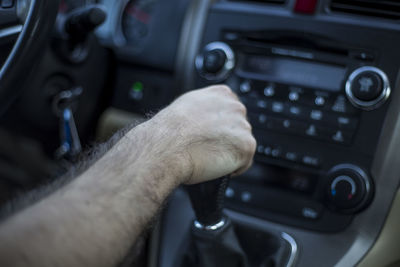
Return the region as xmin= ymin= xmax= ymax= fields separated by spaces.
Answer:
xmin=132 ymin=82 xmax=144 ymax=92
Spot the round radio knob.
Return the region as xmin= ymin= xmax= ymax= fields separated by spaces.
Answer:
xmin=203 ymin=49 xmax=227 ymax=74
xmin=195 ymin=42 xmax=235 ymax=81
xmin=345 ymin=66 xmax=391 ymax=110
xmin=325 ymin=164 xmax=373 ymax=213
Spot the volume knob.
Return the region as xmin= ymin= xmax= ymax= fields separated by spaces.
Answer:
xmin=195 ymin=42 xmax=235 ymax=82
xmin=345 ymin=66 xmax=391 ymax=110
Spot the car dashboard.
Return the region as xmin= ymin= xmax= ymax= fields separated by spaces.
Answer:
xmin=148 ymin=1 xmax=400 ymax=267
xmin=1 ymin=0 xmax=400 ymax=266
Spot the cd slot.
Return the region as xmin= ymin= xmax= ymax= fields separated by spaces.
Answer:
xmin=222 ymin=30 xmax=373 ymax=65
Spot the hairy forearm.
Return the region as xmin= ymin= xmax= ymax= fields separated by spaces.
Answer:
xmin=0 ymin=120 xmax=182 ymax=267
xmin=0 ymin=85 xmax=256 ymax=267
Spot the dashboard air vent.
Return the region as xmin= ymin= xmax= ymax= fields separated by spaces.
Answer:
xmin=330 ymin=0 xmax=400 ymax=20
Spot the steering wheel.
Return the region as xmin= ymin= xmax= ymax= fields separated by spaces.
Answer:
xmin=0 ymin=0 xmax=59 ymax=114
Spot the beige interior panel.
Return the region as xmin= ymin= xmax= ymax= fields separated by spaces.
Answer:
xmin=96 ymin=108 xmax=146 ymax=142
xmin=358 ymin=190 xmax=400 ymax=267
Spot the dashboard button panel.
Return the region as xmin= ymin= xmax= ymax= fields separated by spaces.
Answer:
xmin=193 ymin=28 xmax=393 ymax=231
xmin=244 ymin=79 xmax=359 ymax=145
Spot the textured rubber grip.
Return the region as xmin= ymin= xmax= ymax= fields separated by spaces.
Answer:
xmin=187 ymin=176 xmax=230 ymax=227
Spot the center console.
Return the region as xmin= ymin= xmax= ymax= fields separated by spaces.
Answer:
xmin=193 ymin=5 xmax=398 ymax=233
xmin=152 ymin=1 xmax=400 ymax=267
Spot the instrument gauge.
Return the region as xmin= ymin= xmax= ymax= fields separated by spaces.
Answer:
xmin=59 ymin=0 xmax=96 ymax=13
xmin=121 ymin=0 xmax=158 ymax=45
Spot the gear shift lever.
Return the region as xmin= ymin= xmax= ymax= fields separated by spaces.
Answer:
xmin=184 ymin=176 xmax=249 ymax=267
xmin=187 ymin=176 xmax=230 ymax=229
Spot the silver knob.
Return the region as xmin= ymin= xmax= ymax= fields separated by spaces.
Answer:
xmin=345 ymin=66 xmax=391 ymax=110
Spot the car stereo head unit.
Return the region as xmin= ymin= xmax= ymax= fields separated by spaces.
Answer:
xmin=193 ymin=30 xmax=393 ymax=232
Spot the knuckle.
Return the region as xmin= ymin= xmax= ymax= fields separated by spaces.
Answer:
xmin=238 ymin=135 xmax=257 ymax=158
xmin=213 ymin=84 xmax=232 ymax=94
xmin=233 ymin=102 xmax=247 ymax=114
xmin=238 ymin=102 xmax=247 ymax=113
xmin=246 ymin=136 xmax=257 ymax=155
xmin=220 ymin=84 xmax=233 ymax=93
xmin=244 ymin=120 xmax=252 ymax=131
xmin=238 ymin=117 xmax=251 ymax=131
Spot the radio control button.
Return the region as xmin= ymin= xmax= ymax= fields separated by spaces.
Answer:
xmin=203 ymin=49 xmax=227 ymax=74
xmin=331 ymin=96 xmax=346 ymax=113
xmin=306 ymin=125 xmax=317 ymax=136
xmin=331 ymin=130 xmax=353 ymax=144
xmin=256 ymin=100 xmax=268 ymax=109
xmin=196 ymin=42 xmax=235 ymax=81
xmin=354 ymin=52 xmax=374 ymax=61
xmin=285 ymin=104 xmax=308 ymax=120
xmin=264 ymin=84 xmax=275 ymax=97
xmin=241 ymin=191 xmax=252 ymax=203
xmin=271 ymin=148 xmax=282 ymax=158
xmin=331 ymin=95 xmax=357 ymax=114
xmin=240 ymin=80 xmax=251 ymax=93
xmin=310 ymin=110 xmax=323 ymax=121
xmin=315 ymin=96 xmax=326 ymax=106
xmin=289 ymin=106 xmax=301 ymax=116
xmin=332 ymin=131 xmax=344 ymax=142
xmin=271 ymin=118 xmax=307 ymax=134
xmin=289 ymin=91 xmax=300 ymax=102
xmin=271 ymin=101 xmax=284 ymax=113
xmin=302 ymin=155 xmax=321 ymax=167
xmin=282 ymin=119 xmax=291 ymax=129
xmin=338 ymin=117 xmax=350 ymax=125
xmin=337 ymin=116 xmax=358 ymax=129
xmin=258 ymin=114 xmax=267 ymax=124
xmin=285 ymin=152 xmax=299 ymax=162
xmin=264 ymin=146 xmax=272 ymax=156
xmin=302 ymin=207 xmax=321 ymax=220
xmin=325 ymin=113 xmax=358 ymax=130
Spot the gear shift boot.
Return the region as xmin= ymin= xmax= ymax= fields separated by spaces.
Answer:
xmin=182 ymin=176 xmax=293 ymax=267
xmin=178 ymin=218 xmax=292 ymax=267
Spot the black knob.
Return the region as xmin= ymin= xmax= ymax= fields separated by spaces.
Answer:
xmin=346 ymin=66 xmax=391 ymax=110
xmin=325 ymin=164 xmax=373 ymax=214
xmin=187 ymin=176 xmax=230 ymax=227
xmin=203 ymin=49 xmax=227 ymax=74
xmin=351 ymin=71 xmax=382 ymax=101
xmin=195 ymin=42 xmax=235 ymax=81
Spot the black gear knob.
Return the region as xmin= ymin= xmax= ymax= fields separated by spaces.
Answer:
xmin=187 ymin=176 xmax=230 ymax=227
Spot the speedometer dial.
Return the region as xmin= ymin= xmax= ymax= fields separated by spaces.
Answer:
xmin=121 ymin=0 xmax=158 ymax=45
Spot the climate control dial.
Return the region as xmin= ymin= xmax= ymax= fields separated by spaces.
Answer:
xmin=345 ymin=66 xmax=391 ymax=110
xmin=325 ymin=164 xmax=373 ymax=213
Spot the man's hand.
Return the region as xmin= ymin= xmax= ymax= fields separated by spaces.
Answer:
xmin=0 ymin=85 xmax=256 ymax=267
xmin=145 ymin=85 xmax=256 ymax=185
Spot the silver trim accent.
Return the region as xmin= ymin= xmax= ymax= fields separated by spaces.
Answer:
xmin=329 ymin=164 xmax=371 ymax=198
xmin=195 ymin=41 xmax=235 ymax=82
xmin=345 ymin=66 xmax=391 ymax=111
xmin=331 ymin=175 xmax=357 ymax=195
xmin=281 ymin=232 xmax=298 ymax=267
xmin=193 ymin=217 xmax=227 ymax=231
xmin=0 ymin=25 xmax=23 ymax=40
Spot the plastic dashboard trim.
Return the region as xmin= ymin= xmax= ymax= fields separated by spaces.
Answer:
xmin=151 ymin=0 xmax=400 ymax=266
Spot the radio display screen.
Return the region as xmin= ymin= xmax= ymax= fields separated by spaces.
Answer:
xmin=242 ymin=55 xmax=346 ymax=92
